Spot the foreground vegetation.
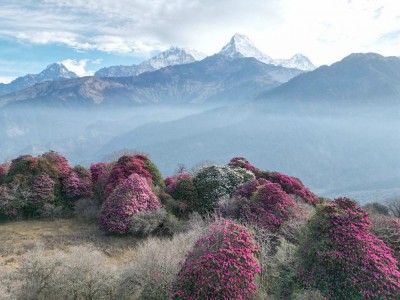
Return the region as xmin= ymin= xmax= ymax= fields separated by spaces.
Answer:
xmin=0 ymin=152 xmax=399 ymax=299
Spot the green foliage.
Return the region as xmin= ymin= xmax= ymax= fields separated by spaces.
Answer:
xmin=144 ymin=159 xmax=165 ymax=189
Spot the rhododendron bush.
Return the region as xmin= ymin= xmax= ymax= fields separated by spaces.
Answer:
xmin=239 ymin=180 xmax=298 ymax=233
xmin=90 ymin=162 xmax=113 ymax=202
xmin=99 ymin=173 xmax=161 ymax=234
xmin=228 ymin=157 xmax=319 ymax=206
xmin=296 ymin=197 xmax=400 ymax=299
xmin=171 ymin=219 xmax=260 ymax=299
xmin=0 ymin=152 xmax=72 ymax=217
xmin=104 ymin=155 xmax=163 ymax=199
xmin=164 ymin=173 xmax=198 ymax=217
xmin=62 ymin=166 xmax=93 ymax=201
xmin=193 ymin=165 xmax=254 ymax=214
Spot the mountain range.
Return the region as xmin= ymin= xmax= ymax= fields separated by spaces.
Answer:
xmin=0 ymin=63 xmax=77 ymax=97
xmin=0 ymin=55 xmax=304 ymax=108
xmin=95 ymin=47 xmax=206 ymax=77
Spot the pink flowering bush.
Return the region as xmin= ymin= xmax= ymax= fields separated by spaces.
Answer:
xmin=228 ymin=157 xmax=262 ymax=177
xmin=296 ymin=197 xmax=400 ymax=299
xmin=99 ymin=173 xmax=161 ymax=234
xmin=165 ymin=173 xmax=198 ymax=217
xmin=29 ymin=173 xmax=56 ymax=208
xmin=170 ymin=219 xmax=260 ymax=299
xmin=234 ymin=178 xmax=269 ymax=199
xmin=165 ymin=173 xmax=192 ymax=194
xmin=62 ymin=166 xmax=93 ymax=201
xmin=240 ymin=181 xmax=298 ymax=233
xmin=40 ymin=151 xmax=71 ymax=178
xmin=90 ymin=162 xmax=113 ymax=202
xmin=104 ymin=155 xmax=163 ymax=198
xmin=265 ymin=172 xmax=319 ymax=206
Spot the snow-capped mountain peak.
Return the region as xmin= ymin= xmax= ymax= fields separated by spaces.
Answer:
xmin=40 ymin=63 xmax=77 ymax=79
xmin=142 ymin=47 xmax=205 ymax=70
xmin=275 ymin=53 xmax=316 ymax=71
xmin=219 ymin=33 xmax=273 ymax=63
xmin=219 ymin=34 xmax=315 ymax=71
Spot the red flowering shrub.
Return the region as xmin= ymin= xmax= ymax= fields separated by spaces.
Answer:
xmin=29 ymin=174 xmax=56 ymax=208
xmin=234 ymin=178 xmax=269 ymax=199
xmin=99 ymin=173 xmax=161 ymax=234
xmin=228 ymin=157 xmax=262 ymax=177
xmin=62 ymin=166 xmax=93 ymax=200
xmin=370 ymin=214 xmax=400 ymax=266
xmin=104 ymin=155 xmax=163 ymax=198
xmin=229 ymin=157 xmax=318 ymax=206
xmin=40 ymin=151 xmax=71 ymax=178
xmin=164 ymin=173 xmax=198 ymax=217
xmin=170 ymin=220 xmax=260 ymax=299
xmin=266 ymin=172 xmax=319 ymax=206
xmin=90 ymin=162 xmax=113 ymax=202
xmin=297 ymin=198 xmax=400 ymax=299
xmin=165 ymin=173 xmax=192 ymax=195
xmin=240 ymin=181 xmax=298 ymax=233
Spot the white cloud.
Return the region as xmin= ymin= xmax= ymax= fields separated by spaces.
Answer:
xmin=0 ymin=76 xmax=15 ymax=84
xmin=0 ymin=0 xmax=400 ymax=65
xmin=60 ymin=59 xmax=93 ymax=76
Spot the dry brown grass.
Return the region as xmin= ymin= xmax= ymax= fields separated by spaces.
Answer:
xmin=0 ymin=218 xmax=141 ymax=271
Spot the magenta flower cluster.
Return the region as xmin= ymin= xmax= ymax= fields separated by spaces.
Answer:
xmin=62 ymin=167 xmax=93 ymax=200
xmin=239 ymin=180 xmax=297 ymax=232
xmin=298 ymin=197 xmax=400 ymax=299
xmin=29 ymin=173 xmax=56 ymax=207
xmin=99 ymin=173 xmax=161 ymax=234
xmin=228 ymin=157 xmax=261 ymax=176
xmin=90 ymin=162 xmax=113 ymax=201
xmin=228 ymin=157 xmax=319 ymax=205
xmin=171 ymin=219 xmax=260 ymax=299
xmin=164 ymin=173 xmax=192 ymax=194
xmin=266 ymin=172 xmax=319 ymax=205
xmin=104 ymin=155 xmax=153 ymax=198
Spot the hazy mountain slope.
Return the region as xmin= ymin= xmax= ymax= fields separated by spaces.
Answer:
xmin=0 ymin=55 xmax=303 ymax=108
xmin=97 ymin=107 xmax=400 ymax=200
xmin=0 ymin=63 xmax=78 ymax=96
xmin=259 ymin=53 xmax=400 ymax=105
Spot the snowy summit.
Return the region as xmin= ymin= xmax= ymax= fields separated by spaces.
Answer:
xmin=219 ymin=33 xmax=316 ymax=71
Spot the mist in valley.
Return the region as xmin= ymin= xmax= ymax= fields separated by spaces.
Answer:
xmin=1 ymin=98 xmax=398 ymax=203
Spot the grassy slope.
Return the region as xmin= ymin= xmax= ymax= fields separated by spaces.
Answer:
xmin=0 ymin=219 xmax=140 ymax=271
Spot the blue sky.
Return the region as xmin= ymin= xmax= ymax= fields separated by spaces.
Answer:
xmin=0 ymin=0 xmax=399 ymax=83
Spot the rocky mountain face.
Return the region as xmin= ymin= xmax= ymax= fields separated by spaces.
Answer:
xmin=94 ymin=47 xmax=206 ymax=77
xmin=218 ymin=34 xmax=316 ymax=71
xmin=0 ymin=63 xmax=78 ymax=96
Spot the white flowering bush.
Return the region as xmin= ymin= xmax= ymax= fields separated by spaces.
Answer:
xmin=193 ymin=165 xmax=254 ymax=214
